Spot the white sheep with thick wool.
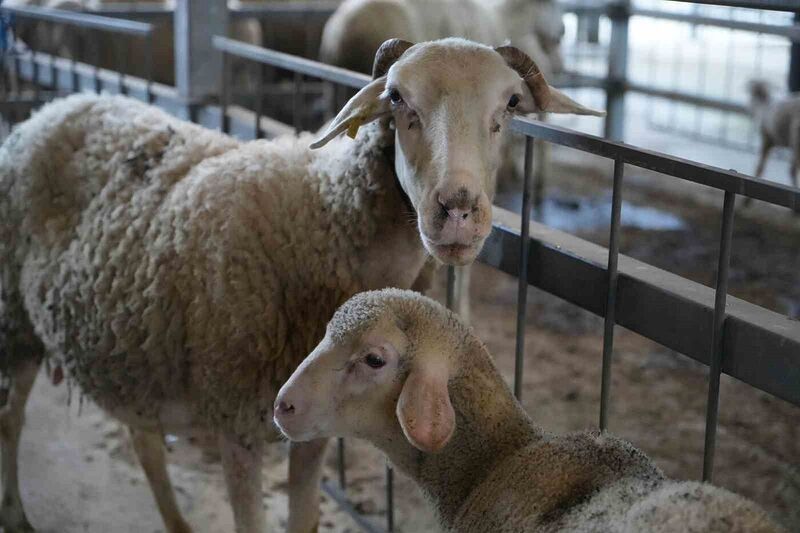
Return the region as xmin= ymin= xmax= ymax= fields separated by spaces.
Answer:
xmin=0 ymin=38 xmax=600 ymax=532
xmin=275 ymin=288 xmax=785 ymax=533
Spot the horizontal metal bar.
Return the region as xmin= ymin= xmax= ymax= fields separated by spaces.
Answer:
xmin=509 ymin=118 xmax=800 ymax=210
xmin=212 ymin=36 xmax=369 ymax=89
xmin=321 ymin=481 xmax=386 ymax=533
xmin=13 ymin=51 xmax=171 ymax=100
xmin=562 ymin=0 xmax=800 ymax=15
xmin=626 ymin=81 xmax=748 ymax=114
xmin=230 ymin=1 xmax=339 ymax=18
xmin=632 ymin=7 xmax=800 ymax=41
xmin=1 ymin=5 xmax=153 ymax=36
xmin=481 ymin=207 xmax=800 ymax=408
xmin=664 ymin=0 xmax=800 ymax=12
xmin=551 ymin=73 xmax=748 ymax=115
xmin=559 ymin=0 xmax=609 ymax=16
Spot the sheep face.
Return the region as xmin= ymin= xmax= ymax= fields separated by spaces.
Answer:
xmin=312 ymin=38 xmax=602 ymax=266
xmin=275 ymin=290 xmax=457 ymax=453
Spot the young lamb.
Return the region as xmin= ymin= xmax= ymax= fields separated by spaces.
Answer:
xmin=748 ymin=80 xmax=800 ymax=194
xmin=275 ymin=289 xmax=785 ymax=533
xmin=0 ymin=38 xmax=601 ymax=533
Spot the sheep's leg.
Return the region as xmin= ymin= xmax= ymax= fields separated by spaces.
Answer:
xmin=745 ymin=140 xmax=772 ymax=208
xmin=0 ymin=359 xmax=40 ymax=533
xmin=129 ymin=428 xmax=192 ymax=533
xmin=219 ymin=433 xmax=266 ymax=533
xmin=288 ymin=438 xmax=328 ymax=533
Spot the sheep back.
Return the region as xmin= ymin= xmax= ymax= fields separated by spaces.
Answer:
xmin=1 ymin=93 xmax=402 ymax=440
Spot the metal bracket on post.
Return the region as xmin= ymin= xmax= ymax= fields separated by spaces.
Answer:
xmin=604 ymin=0 xmax=630 ymax=141
xmin=174 ymin=0 xmax=228 ymax=104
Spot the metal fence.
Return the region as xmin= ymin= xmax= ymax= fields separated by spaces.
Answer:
xmin=214 ymin=32 xmax=799 ymax=533
xmin=560 ymin=0 xmax=800 ymax=149
xmin=0 ymin=3 xmax=156 ymax=113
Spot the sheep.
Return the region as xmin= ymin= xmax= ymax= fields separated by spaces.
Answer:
xmin=0 ymin=38 xmax=601 ymax=533
xmin=319 ymin=0 xmax=569 ymax=323
xmin=319 ymin=0 xmax=565 ymax=79
xmin=748 ymin=80 xmax=800 ymax=196
xmin=275 ymin=288 xmax=785 ymax=533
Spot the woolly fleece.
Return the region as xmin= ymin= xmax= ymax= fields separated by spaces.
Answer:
xmin=0 ymin=93 xmax=426 ymax=440
xmin=323 ymin=289 xmax=784 ymax=533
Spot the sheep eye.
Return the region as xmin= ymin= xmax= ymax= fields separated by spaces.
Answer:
xmin=364 ymin=353 xmax=386 ymax=369
xmin=507 ymin=94 xmax=520 ymax=109
xmin=389 ymin=89 xmax=403 ymax=104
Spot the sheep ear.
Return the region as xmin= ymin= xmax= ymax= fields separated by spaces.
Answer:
xmin=396 ymin=361 xmax=455 ymax=453
xmin=310 ymin=77 xmax=391 ymax=149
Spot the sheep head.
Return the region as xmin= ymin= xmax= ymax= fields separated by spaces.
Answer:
xmin=312 ymin=38 xmax=603 ymax=266
xmin=275 ymin=289 xmax=461 ymax=453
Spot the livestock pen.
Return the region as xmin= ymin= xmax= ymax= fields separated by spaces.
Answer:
xmin=1 ymin=1 xmax=798 ymax=531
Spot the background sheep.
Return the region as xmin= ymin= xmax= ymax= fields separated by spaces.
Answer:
xmin=748 ymin=80 xmax=800 ymax=196
xmin=319 ymin=0 xmax=564 ymax=79
xmin=0 ymin=38 xmax=600 ymax=532
xmin=275 ymin=288 xmax=784 ymax=533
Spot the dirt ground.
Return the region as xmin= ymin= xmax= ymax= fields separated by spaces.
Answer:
xmin=9 ymin=152 xmax=800 ymax=533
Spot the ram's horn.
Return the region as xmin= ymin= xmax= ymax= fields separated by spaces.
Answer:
xmin=494 ymin=45 xmax=551 ymax=110
xmin=372 ymin=39 xmax=415 ymax=79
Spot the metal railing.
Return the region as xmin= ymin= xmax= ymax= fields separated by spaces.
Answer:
xmin=0 ymin=4 xmax=156 ymax=113
xmin=560 ymin=0 xmax=800 ymax=146
xmin=213 ymin=34 xmax=799 ymax=532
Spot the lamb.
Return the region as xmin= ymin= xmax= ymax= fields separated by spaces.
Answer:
xmin=275 ymin=288 xmax=785 ymax=533
xmin=0 ymin=38 xmax=601 ymax=532
xmin=748 ymin=80 xmax=800 ymax=195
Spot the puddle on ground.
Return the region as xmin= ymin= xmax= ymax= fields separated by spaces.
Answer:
xmin=494 ymin=191 xmax=686 ymax=233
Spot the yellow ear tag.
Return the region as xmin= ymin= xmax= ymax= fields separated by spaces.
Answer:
xmin=346 ymin=118 xmax=364 ymax=139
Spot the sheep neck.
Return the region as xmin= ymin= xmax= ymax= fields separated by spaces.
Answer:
xmin=376 ymin=343 xmax=543 ymax=527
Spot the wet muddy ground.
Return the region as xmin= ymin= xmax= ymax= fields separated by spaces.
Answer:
xmin=12 ymin=151 xmax=800 ymax=532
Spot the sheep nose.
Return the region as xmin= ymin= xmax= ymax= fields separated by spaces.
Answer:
xmin=436 ymin=188 xmax=477 ymax=227
xmin=276 ymin=400 xmax=295 ymax=415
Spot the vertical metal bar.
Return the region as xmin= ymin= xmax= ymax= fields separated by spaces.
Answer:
xmin=12 ymin=36 xmax=20 ymax=97
xmin=144 ymin=33 xmax=153 ymax=103
xmin=446 ymin=266 xmax=456 ymax=310
xmin=385 ymin=463 xmax=394 ymax=532
xmin=337 ymin=437 xmax=346 ymax=490
xmin=292 ymin=71 xmax=302 ymax=133
xmin=220 ymin=51 xmax=229 ymax=133
xmin=31 ymin=45 xmax=39 ymax=103
xmin=71 ymin=31 xmax=79 ymax=92
xmin=174 ymin=0 xmax=228 ymax=101
xmin=604 ymin=0 xmax=629 ymax=141
xmin=514 ymin=137 xmax=535 ymax=400
xmin=92 ymin=29 xmax=101 ymax=94
xmin=254 ymin=62 xmax=264 ymax=139
xmin=118 ymin=38 xmax=127 ymax=95
xmin=599 ymin=158 xmax=625 ymax=431
xmin=49 ymin=51 xmax=56 ymax=93
xmin=702 ymin=190 xmax=736 ymax=483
